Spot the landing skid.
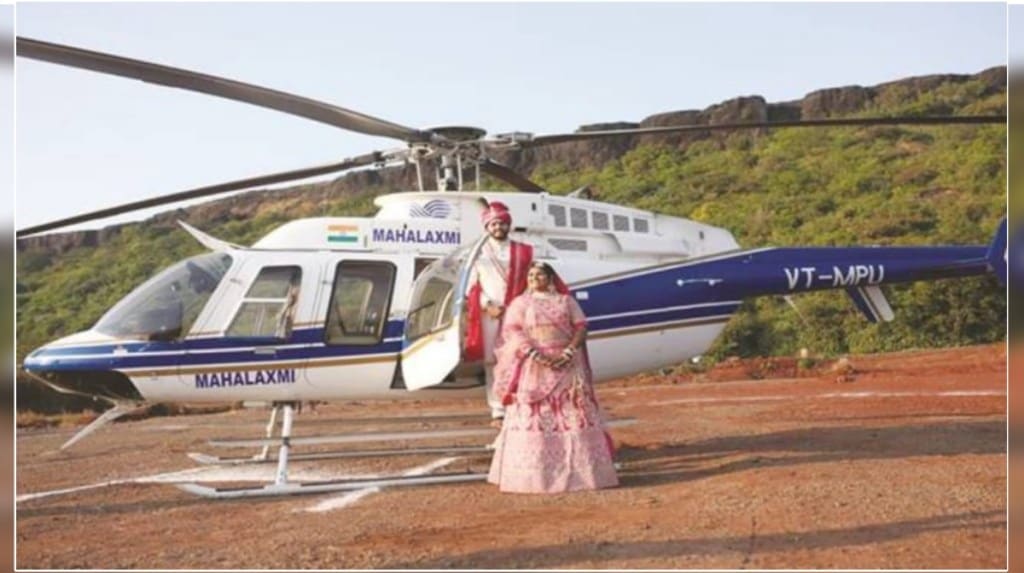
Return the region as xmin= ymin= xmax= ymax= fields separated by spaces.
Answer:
xmin=176 ymin=404 xmax=635 ymax=499
xmin=207 ymin=426 xmax=498 ymax=449
xmin=176 ymin=402 xmax=495 ymax=499
xmin=205 ymin=417 xmax=634 ymax=449
xmin=187 ymin=445 xmax=492 ymax=466
xmin=177 ymin=471 xmax=488 ymax=499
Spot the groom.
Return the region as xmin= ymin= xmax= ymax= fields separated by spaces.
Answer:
xmin=465 ymin=201 xmax=533 ymax=427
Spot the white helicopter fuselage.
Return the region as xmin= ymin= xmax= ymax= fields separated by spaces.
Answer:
xmin=26 ymin=191 xmax=743 ymax=404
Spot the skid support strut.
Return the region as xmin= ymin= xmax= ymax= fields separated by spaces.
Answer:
xmin=254 ymin=404 xmax=280 ymax=461
xmin=273 ymin=402 xmax=296 ymax=486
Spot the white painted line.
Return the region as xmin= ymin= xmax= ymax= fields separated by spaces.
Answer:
xmin=654 ymin=389 xmax=1005 ymax=406
xmin=658 ymin=395 xmax=791 ymax=405
xmin=304 ymin=487 xmax=382 ymax=512
xmin=404 ymin=456 xmax=460 ymax=477
xmin=303 ymin=456 xmax=460 ymax=513
xmin=916 ymin=390 xmax=1005 ymax=397
xmin=17 ymin=479 xmax=136 ymax=502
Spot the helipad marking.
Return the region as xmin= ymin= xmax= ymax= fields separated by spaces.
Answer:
xmin=305 ymin=486 xmax=383 ymax=512
xmin=17 ymin=479 xmax=134 ymax=502
xmin=654 ymin=389 xmax=1005 ymax=406
xmin=303 ymin=456 xmax=459 ymax=513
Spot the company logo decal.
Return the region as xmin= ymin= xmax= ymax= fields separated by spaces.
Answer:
xmin=409 ymin=200 xmax=454 ymax=219
xmin=195 ymin=368 xmax=297 ymax=388
xmin=372 ymin=228 xmax=461 ymax=245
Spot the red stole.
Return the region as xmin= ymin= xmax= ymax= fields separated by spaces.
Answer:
xmin=464 ymin=240 xmax=534 ymax=362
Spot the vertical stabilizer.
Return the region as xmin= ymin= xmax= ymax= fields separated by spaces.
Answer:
xmin=986 ymin=218 xmax=1007 ymax=286
xmin=846 ymin=285 xmax=895 ymax=323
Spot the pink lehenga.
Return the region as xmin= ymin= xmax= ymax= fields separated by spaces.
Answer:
xmin=487 ymin=290 xmax=619 ymax=494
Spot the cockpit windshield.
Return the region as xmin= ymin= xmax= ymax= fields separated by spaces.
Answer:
xmin=95 ymin=252 xmax=233 ymax=340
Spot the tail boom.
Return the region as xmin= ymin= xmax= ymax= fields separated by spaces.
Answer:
xmin=705 ymin=245 xmax=989 ymax=300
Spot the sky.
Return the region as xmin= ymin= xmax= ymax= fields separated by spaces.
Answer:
xmin=14 ymin=2 xmax=1008 ymax=234
xmin=1015 ymin=4 xmax=1024 ymax=63
xmin=1 ymin=3 xmax=10 ymax=227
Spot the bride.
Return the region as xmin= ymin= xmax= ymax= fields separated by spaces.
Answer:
xmin=487 ymin=261 xmax=619 ymax=494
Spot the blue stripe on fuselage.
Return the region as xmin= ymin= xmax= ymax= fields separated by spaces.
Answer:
xmin=27 ymin=302 xmax=740 ymax=372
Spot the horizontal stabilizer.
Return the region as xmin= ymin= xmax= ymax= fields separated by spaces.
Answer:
xmin=846 ymin=285 xmax=894 ymax=323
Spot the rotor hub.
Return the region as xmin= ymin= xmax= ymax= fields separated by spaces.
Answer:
xmin=428 ymin=126 xmax=487 ymax=142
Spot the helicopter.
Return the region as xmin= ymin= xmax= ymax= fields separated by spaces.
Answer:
xmin=16 ymin=37 xmax=1007 ymax=498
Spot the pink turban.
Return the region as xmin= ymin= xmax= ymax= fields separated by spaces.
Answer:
xmin=481 ymin=201 xmax=512 ymax=226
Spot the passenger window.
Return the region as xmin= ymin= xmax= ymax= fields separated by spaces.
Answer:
xmin=227 ymin=266 xmax=301 ymax=338
xmin=634 ymin=218 xmax=650 ymax=233
xmin=570 ymin=207 xmax=588 ymax=229
xmin=325 ymin=261 xmax=396 ymax=345
xmin=613 ymin=214 xmax=630 ymax=232
xmin=592 ymin=211 xmax=610 ymax=230
xmin=405 ymin=277 xmax=456 ymax=341
xmin=548 ymin=204 xmax=567 ymax=227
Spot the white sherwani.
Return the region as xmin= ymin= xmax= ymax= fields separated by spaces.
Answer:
xmin=467 ymin=237 xmax=511 ymax=418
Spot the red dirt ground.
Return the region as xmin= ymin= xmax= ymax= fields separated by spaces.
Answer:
xmin=15 ymin=344 xmax=1007 ymax=569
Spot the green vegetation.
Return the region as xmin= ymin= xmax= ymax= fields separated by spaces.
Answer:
xmin=1009 ymin=77 xmax=1024 ymax=344
xmin=16 ymin=75 xmax=1007 ymax=411
xmin=530 ymin=80 xmax=1006 ymax=363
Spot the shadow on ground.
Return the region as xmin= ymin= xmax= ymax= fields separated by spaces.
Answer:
xmin=389 ymin=509 xmax=1005 ymax=569
xmin=17 ymin=420 xmax=1006 ymax=521
xmin=616 ymin=419 xmax=1005 ymax=488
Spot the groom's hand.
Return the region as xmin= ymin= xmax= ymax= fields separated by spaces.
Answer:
xmin=485 ymin=303 xmax=505 ymax=319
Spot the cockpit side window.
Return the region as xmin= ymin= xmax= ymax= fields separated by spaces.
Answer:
xmin=227 ymin=266 xmax=302 ymax=339
xmin=325 ymin=261 xmax=396 ymax=346
xmin=94 ymin=252 xmax=233 ymax=340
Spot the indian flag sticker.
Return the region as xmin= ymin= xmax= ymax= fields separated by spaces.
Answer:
xmin=327 ymin=224 xmax=360 ymax=244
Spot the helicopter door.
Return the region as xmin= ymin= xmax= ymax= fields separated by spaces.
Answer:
xmin=400 ymin=238 xmax=487 ymax=390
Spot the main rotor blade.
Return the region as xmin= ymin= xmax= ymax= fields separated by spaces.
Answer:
xmin=16 ymin=152 xmax=383 ymax=237
xmin=17 ymin=37 xmax=433 ymax=143
xmin=478 ymin=159 xmax=546 ymax=193
xmin=526 ymin=115 xmax=1006 ymax=146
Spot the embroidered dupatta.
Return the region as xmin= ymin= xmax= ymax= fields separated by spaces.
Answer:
xmin=494 ymin=291 xmax=614 ymax=457
xmin=494 ymin=289 xmax=585 ymax=406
